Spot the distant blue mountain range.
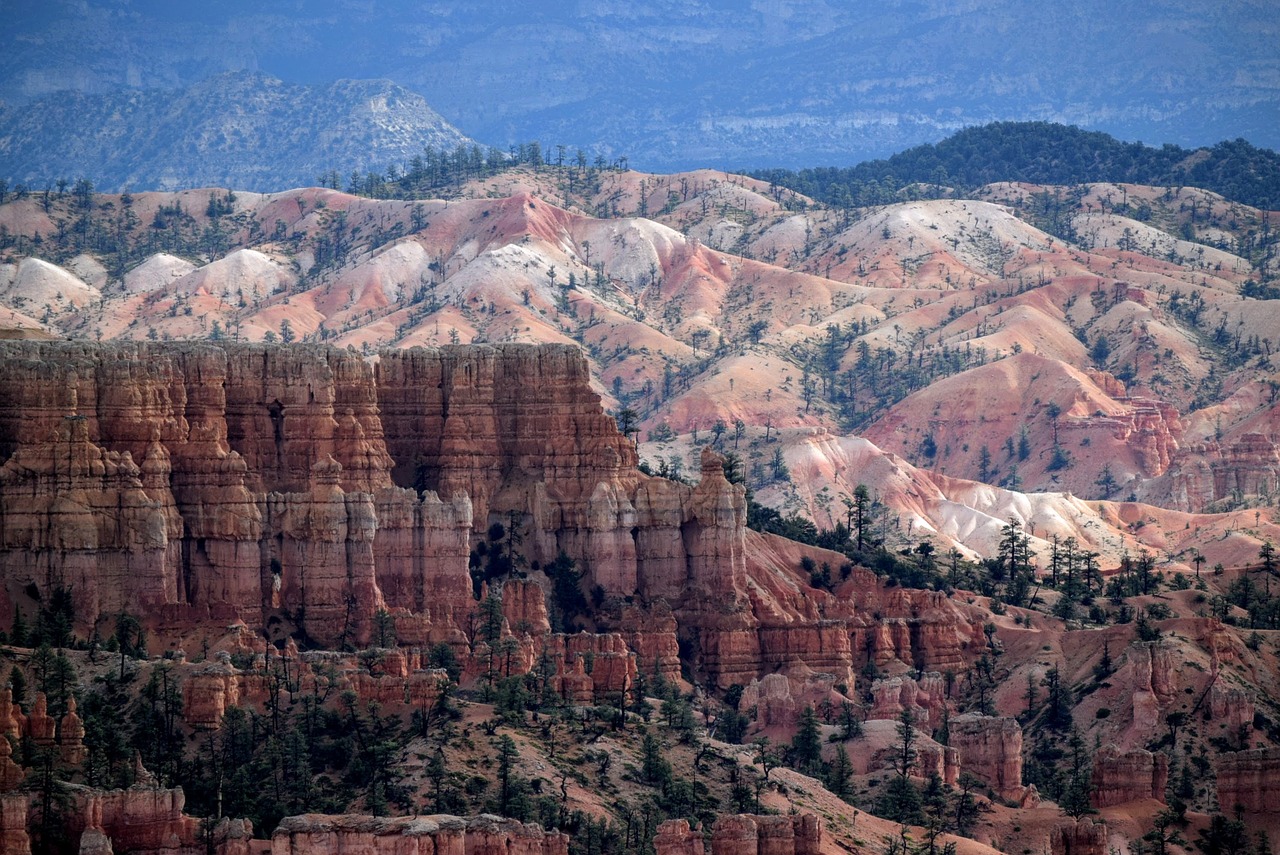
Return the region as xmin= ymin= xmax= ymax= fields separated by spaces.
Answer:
xmin=3 ymin=0 xmax=1276 ymax=173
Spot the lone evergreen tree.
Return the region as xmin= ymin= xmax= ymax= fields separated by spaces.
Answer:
xmin=790 ymin=705 xmax=823 ymax=774
xmin=1059 ymin=728 xmax=1096 ymax=819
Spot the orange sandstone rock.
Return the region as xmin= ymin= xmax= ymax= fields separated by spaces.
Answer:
xmin=1050 ymin=818 xmax=1108 ymax=855
xmin=948 ymin=714 xmax=1024 ymax=801
xmin=1090 ymin=746 xmax=1168 ymax=807
xmin=1214 ymin=747 xmax=1280 ymax=814
xmin=270 ymin=813 xmax=570 ymax=855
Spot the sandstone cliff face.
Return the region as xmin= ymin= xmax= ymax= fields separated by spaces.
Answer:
xmin=1214 ymin=747 xmax=1280 ymax=814
xmin=1090 ymin=747 xmax=1167 ymax=807
xmin=948 ymin=714 xmax=1024 ymax=801
xmin=270 ymin=813 xmax=569 ymax=855
xmin=0 ymin=341 xmax=994 ymax=695
xmin=869 ymin=672 xmax=947 ymax=730
xmin=0 ymin=342 xmax=746 ymax=652
xmin=1050 ymin=818 xmax=1109 ymax=855
xmin=0 ymin=782 xmax=252 ymax=855
xmin=654 ymin=813 xmax=821 ymax=855
xmin=1155 ymin=431 xmax=1280 ymax=512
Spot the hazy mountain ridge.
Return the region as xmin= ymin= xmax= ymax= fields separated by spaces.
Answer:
xmin=751 ymin=123 xmax=1280 ymax=212
xmin=2 ymin=1 xmax=1276 ymax=170
xmin=0 ymin=72 xmax=477 ymax=192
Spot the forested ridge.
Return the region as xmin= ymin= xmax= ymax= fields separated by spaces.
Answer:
xmin=749 ymin=122 xmax=1280 ymax=211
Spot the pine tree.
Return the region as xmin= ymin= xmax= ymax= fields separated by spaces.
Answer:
xmin=892 ymin=707 xmax=918 ymax=777
xmin=879 ymin=706 xmax=924 ymax=822
xmin=790 ymin=705 xmax=823 ymax=774
xmin=496 ymin=734 xmax=519 ymax=815
xmin=1059 ymin=728 xmax=1095 ymax=819
xmin=826 ymin=743 xmax=853 ymax=798
xmin=641 ymin=730 xmax=671 ymax=786
xmin=8 ymin=666 xmax=26 ymax=711
xmin=1042 ymin=666 xmax=1071 ymax=730
xmin=970 ymin=443 xmax=991 ymax=483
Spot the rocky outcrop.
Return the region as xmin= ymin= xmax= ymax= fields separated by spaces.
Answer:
xmin=1090 ymin=746 xmax=1167 ymax=807
xmin=0 ymin=794 xmax=29 ymax=855
xmin=845 ymin=589 xmax=986 ymax=675
xmin=0 ymin=732 xmax=22 ymax=793
xmin=0 ymin=342 xmax=748 ymax=659
xmin=0 ymin=341 xmax=996 ymax=693
xmin=655 ymin=819 xmax=705 ymax=855
xmin=78 ymin=786 xmax=201 ymax=853
xmin=869 ymin=672 xmax=947 ymax=730
xmin=1214 ymin=747 xmax=1280 ymax=814
xmin=1050 ymin=818 xmax=1108 ymax=855
xmin=1158 ymin=432 xmax=1280 ymax=511
xmin=1126 ymin=640 xmax=1179 ymax=737
xmin=1208 ymin=684 xmax=1255 ymax=737
xmin=948 ymin=714 xmax=1024 ymax=801
xmin=0 ymin=782 xmax=252 ymax=855
xmin=737 ymin=672 xmax=855 ymax=731
xmin=271 ymin=813 xmax=569 ymax=854
xmin=702 ymin=814 xmax=822 ymax=855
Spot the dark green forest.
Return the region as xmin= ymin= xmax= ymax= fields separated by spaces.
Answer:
xmin=748 ymin=123 xmax=1280 ymax=211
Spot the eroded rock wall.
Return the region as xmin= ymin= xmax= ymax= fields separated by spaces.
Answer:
xmin=1090 ymin=747 xmax=1167 ymax=807
xmin=948 ymin=714 xmax=1024 ymax=801
xmin=1215 ymin=747 xmax=1280 ymax=814
xmin=0 ymin=342 xmax=748 ymax=652
xmin=270 ymin=813 xmax=569 ymax=855
xmin=0 ymin=341 xmax=992 ymax=693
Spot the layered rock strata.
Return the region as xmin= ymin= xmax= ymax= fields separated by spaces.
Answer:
xmin=1050 ymin=818 xmax=1109 ymax=855
xmin=270 ymin=813 xmax=569 ymax=855
xmin=0 ymin=342 xmax=991 ymax=691
xmin=653 ymin=814 xmax=823 ymax=855
xmin=0 ymin=342 xmax=742 ymax=647
xmin=948 ymin=714 xmax=1025 ymax=801
xmin=1214 ymin=747 xmax=1280 ymax=814
xmin=1090 ymin=747 xmax=1168 ymax=808
xmin=0 ymin=783 xmax=252 ymax=855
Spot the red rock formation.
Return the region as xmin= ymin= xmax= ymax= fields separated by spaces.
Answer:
xmin=1126 ymin=640 xmax=1179 ymax=738
xmin=1208 ymin=684 xmax=1255 ymax=737
xmin=59 ymin=695 xmax=87 ymax=766
xmin=1050 ymin=818 xmax=1108 ymax=855
xmin=182 ymin=664 xmax=242 ymax=729
xmin=707 ymin=814 xmax=822 ymax=855
xmin=844 ymin=589 xmax=986 ymax=676
xmin=270 ymin=813 xmax=569 ymax=854
xmin=25 ymin=692 xmax=54 ymax=746
xmin=0 ymin=342 xmax=752 ymax=658
xmin=0 ymin=733 xmax=22 ymax=792
xmin=915 ymin=741 xmax=961 ymax=787
xmin=1090 ymin=746 xmax=1167 ymax=807
xmin=948 ymin=714 xmax=1024 ymax=801
xmin=739 ymin=674 xmax=799 ymax=728
xmin=0 ymin=794 xmax=29 ymax=855
xmin=0 ymin=341 xmax=997 ymax=694
xmin=620 ymin=603 xmax=682 ymax=683
xmin=655 ymin=819 xmax=705 ymax=855
xmin=1214 ymin=747 xmax=1280 ymax=814
xmin=273 ymin=454 xmax=386 ymax=646
xmin=1160 ymin=432 xmax=1280 ymax=511
xmin=0 ymin=779 xmax=251 ymax=855
xmin=502 ymin=578 xmax=552 ymax=636
xmin=81 ymin=786 xmax=200 ymax=852
xmin=869 ymin=672 xmax=947 ymax=730
xmin=0 ymin=687 xmax=23 ymax=741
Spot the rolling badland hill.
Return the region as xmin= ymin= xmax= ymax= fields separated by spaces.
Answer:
xmin=1 ymin=153 xmax=1277 ymax=574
